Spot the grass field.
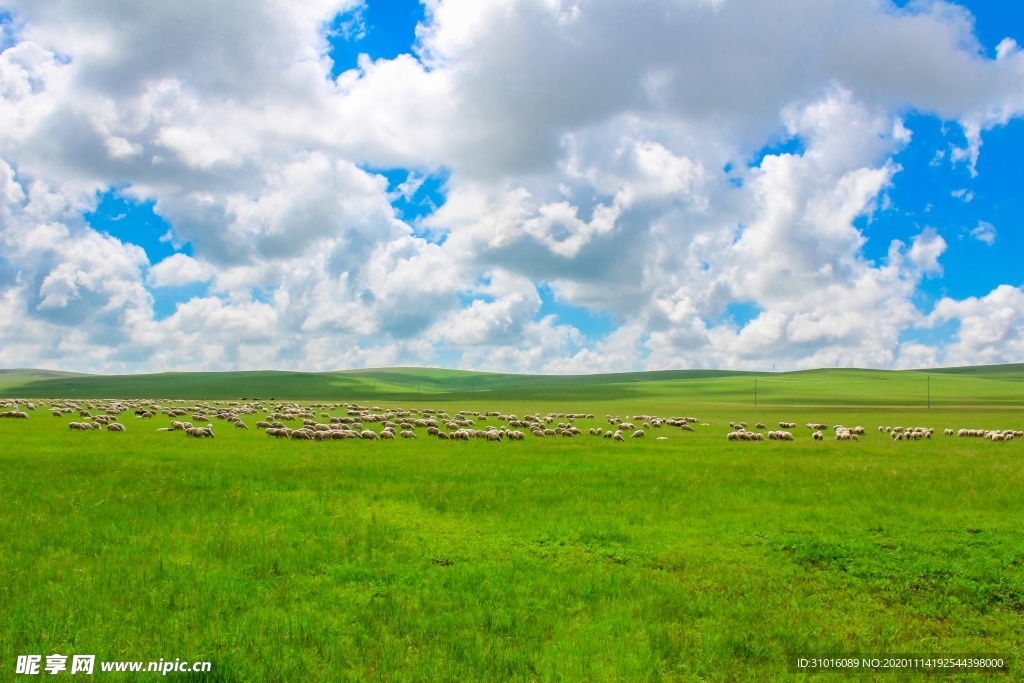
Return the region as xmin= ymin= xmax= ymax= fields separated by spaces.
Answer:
xmin=1 ymin=368 xmax=1023 ymax=681
xmin=2 ymin=364 xmax=1023 ymax=406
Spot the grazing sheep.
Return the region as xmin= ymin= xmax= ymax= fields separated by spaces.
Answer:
xmin=400 ymin=430 xmax=417 ymax=439
xmin=631 ymin=429 xmax=645 ymax=439
xmin=730 ymin=430 xmax=762 ymax=441
xmin=360 ymin=429 xmax=379 ymax=440
xmin=106 ymin=423 xmax=126 ymax=432
xmin=656 ymin=436 xmax=668 ymax=441
xmin=812 ymin=431 xmax=824 ymax=441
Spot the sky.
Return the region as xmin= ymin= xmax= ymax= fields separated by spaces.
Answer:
xmin=1 ymin=0 xmax=1023 ymax=374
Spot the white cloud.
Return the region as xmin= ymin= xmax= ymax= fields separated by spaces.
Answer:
xmin=908 ymin=227 xmax=947 ymax=274
xmin=147 ymin=253 xmax=213 ymax=288
xmin=969 ymin=220 xmax=996 ymax=245
xmin=929 ymin=285 xmax=1024 ymax=367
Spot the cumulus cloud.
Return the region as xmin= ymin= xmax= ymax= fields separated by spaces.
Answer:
xmin=969 ymin=220 xmax=996 ymax=245
xmin=908 ymin=227 xmax=947 ymax=274
xmin=929 ymin=285 xmax=1024 ymax=366
xmin=1 ymin=0 xmax=1023 ymax=372
xmin=147 ymin=253 xmax=213 ymax=288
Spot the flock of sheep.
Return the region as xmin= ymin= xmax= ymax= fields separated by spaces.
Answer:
xmin=1 ymin=397 xmax=1022 ymax=447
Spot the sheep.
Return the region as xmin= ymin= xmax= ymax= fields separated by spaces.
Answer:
xmin=630 ymin=429 xmax=645 ymax=439
xmin=812 ymin=431 xmax=823 ymax=441
xmin=400 ymin=430 xmax=417 ymax=439
xmin=730 ymin=430 xmax=762 ymax=441
xmin=779 ymin=421 xmax=796 ymax=428
xmin=755 ymin=423 xmax=767 ymax=430
xmin=612 ymin=431 xmax=625 ymax=441
xmin=106 ymin=423 xmax=126 ymax=432
xmin=379 ymin=430 xmax=396 ymax=440
xmin=185 ymin=423 xmax=214 ymax=438
xmin=68 ymin=422 xmax=90 ymax=431
xmin=656 ymin=436 xmax=668 ymax=441
xmin=360 ymin=429 xmax=379 ymax=440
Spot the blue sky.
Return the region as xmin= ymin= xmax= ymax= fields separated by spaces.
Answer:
xmin=2 ymin=0 xmax=1024 ymax=373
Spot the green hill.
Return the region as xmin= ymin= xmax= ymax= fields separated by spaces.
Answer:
xmin=1 ymin=364 xmax=1023 ymax=406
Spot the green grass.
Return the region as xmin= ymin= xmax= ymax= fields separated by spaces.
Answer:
xmin=2 ymin=365 xmax=1024 ymax=406
xmin=1 ymin=374 xmax=1023 ymax=680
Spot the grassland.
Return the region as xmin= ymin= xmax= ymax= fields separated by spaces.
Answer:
xmin=1 ymin=367 xmax=1023 ymax=681
xmin=2 ymin=364 xmax=1024 ymax=406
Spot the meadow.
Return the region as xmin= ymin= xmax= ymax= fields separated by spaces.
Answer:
xmin=1 ymin=367 xmax=1022 ymax=681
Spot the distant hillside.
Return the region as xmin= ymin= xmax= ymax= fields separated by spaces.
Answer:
xmin=0 ymin=369 xmax=92 ymax=391
xmin=913 ymin=363 xmax=1024 ymax=378
xmin=1 ymin=364 xmax=1022 ymax=406
xmin=0 ymin=367 xmax=752 ymax=402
